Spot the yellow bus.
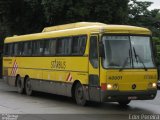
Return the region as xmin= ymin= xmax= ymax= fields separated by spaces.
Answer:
xmin=3 ymin=22 xmax=157 ymax=106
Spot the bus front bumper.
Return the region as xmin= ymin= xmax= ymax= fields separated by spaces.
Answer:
xmin=101 ymin=89 xmax=157 ymax=102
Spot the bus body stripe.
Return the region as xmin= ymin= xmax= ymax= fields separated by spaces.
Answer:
xmin=10 ymin=60 xmax=18 ymax=76
xmin=66 ymin=73 xmax=73 ymax=81
xmin=10 ymin=60 xmax=16 ymax=76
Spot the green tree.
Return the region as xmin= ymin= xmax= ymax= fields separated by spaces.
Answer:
xmin=0 ymin=0 xmax=12 ymax=36
xmin=9 ymin=0 xmax=45 ymax=35
xmin=128 ymin=0 xmax=160 ymax=37
xmin=41 ymin=0 xmax=129 ymax=26
xmin=0 ymin=0 xmax=46 ymax=36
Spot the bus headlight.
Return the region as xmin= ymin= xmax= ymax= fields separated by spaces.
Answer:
xmin=107 ymin=84 xmax=118 ymax=90
xmin=107 ymin=84 xmax=112 ymax=90
xmin=148 ymin=82 xmax=157 ymax=88
xmin=152 ymin=83 xmax=157 ymax=88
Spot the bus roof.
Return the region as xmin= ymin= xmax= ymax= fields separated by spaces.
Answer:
xmin=5 ymin=22 xmax=151 ymax=43
xmin=42 ymin=22 xmax=106 ymax=32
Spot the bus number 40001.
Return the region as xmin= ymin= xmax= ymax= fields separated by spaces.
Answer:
xmin=108 ymin=76 xmax=123 ymax=80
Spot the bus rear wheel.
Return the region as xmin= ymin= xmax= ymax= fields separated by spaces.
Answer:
xmin=25 ymin=77 xmax=33 ymax=96
xmin=75 ymin=83 xmax=87 ymax=106
xmin=118 ymin=100 xmax=131 ymax=106
xmin=16 ymin=76 xmax=24 ymax=94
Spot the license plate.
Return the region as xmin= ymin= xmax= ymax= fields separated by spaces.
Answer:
xmin=128 ymin=96 xmax=137 ymax=100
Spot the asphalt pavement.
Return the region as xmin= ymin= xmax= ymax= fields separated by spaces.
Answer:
xmin=0 ymin=80 xmax=160 ymax=120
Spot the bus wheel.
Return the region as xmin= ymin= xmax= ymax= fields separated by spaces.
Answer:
xmin=25 ymin=77 xmax=33 ymax=96
xmin=16 ymin=76 xmax=24 ymax=94
xmin=75 ymin=83 xmax=86 ymax=106
xmin=118 ymin=100 xmax=131 ymax=106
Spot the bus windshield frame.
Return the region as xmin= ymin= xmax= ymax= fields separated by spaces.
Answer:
xmin=101 ymin=34 xmax=155 ymax=69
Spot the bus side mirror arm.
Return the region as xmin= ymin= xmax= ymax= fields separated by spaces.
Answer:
xmin=99 ymin=42 xmax=105 ymax=58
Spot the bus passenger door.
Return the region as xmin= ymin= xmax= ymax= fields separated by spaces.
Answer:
xmin=88 ymin=35 xmax=100 ymax=102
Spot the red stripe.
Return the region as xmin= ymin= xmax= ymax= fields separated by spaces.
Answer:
xmin=66 ymin=73 xmax=70 ymax=81
xmin=12 ymin=66 xmax=16 ymax=76
xmin=69 ymin=76 xmax=72 ymax=81
xmin=13 ymin=63 xmax=18 ymax=76
xmin=10 ymin=60 xmax=16 ymax=76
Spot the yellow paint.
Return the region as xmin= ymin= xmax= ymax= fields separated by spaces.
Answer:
xmin=100 ymin=69 xmax=157 ymax=91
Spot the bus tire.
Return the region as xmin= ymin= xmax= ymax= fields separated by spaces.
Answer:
xmin=16 ymin=76 xmax=24 ymax=94
xmin=118 ymin=100 xmax=131 ymax=106
xmin=25 ymin=77 xmax=33 ymax=96
xmin=75 ymin=82 xmax=87 ymax=106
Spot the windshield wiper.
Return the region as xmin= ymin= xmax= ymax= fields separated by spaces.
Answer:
xmin=119 ymin=49 xmax=132 ymax=71
xmin=133 ymin=47 xmax=147 ymax=71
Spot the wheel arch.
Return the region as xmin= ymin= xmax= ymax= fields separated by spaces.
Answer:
xmin=15 ymin=74 xmax=20 ymax=87
xmin=71 ymin=80 xmax=81 ymax=99
xmin=24 ymin=75 xmax=29 ymax=88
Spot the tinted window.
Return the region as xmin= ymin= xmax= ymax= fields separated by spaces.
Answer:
xmin=4 ymin=44 xmax=9 ymax=56
xmin=23 ymin=41 xmax=32 ymax=56
xmin=4 ymin=35 xmax=87 ymax=56
xmin=32 ymin=40 xmax=44 ymax=55
xmin=89 ymin=36 xmax=98 ymax=68
xmin=56 ymin=39 xmax=63 ymax=54
xmin=44 ymin=39 xmax=50 ymax=55
xmin=72 ymin=36 xmax=86 ymax=55
xmin=49 ymin=39 xmax=56 ymax=55
xmin=63 ymin=37 xmax=72 ymax=55
xmin=56 ymin=37 xmax=72 ymax=55
xmin=13 ymin=43 xmax=23 ymax=56
xmin=9 ymin=44 xmax=13 ymax=56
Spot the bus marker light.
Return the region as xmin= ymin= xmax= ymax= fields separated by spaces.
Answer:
xmin=101 ymin=83 xmax=106 ymax=90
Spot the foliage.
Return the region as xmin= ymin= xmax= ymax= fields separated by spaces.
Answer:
xmin=128 ymin=0 xmax=160 ymax=37
xmin=0 ymin=0 xmax=129 ymax=36
xmin=41 ymin=0 xmax=129 ymax=25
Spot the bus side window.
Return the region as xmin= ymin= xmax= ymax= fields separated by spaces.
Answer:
xmin=13 ymin=43 xmax=18 ymax=56
xmin=18 ymin=42 xmax=24 ymax=56
xmin=23 ymin=41 xmax=32 ymax=56
xmin=9 ymin=44 xmax=13 ymax=56
xmin=13 ymin=43 xmax=23 ymax=56
xmin=32 ymin=40 xmax=44 ymax=56
xmin=28 ymin=42 xmax=32 ymax=55
xmin=39 ymin=40 xmax=44 ymax=54
xmin=71 ymin=35 xmax=87 ymax=55
xmin=4 ymin=44 xmax=9 ymax=56
xmin=89 ymin=36 xmax=98 ymax=68
xmin=44 ymin=39 xmax=50 ymax=55
xmin=63 ymin=37 xmax=72 ymax=55
xmin=78 ymin=36 xmax=87 ymax=54
xmin=72 ymin=36 xmax=80 ymax=55
xmin=33 ymin=41 xmax=38 ymax=55
xmin=56 ymin=39 xmax=63 ymax=55
xmin=49 ymin=39 xmax=56 ymax=55
xmin=56 ymin=37 xmax=72 ymax=55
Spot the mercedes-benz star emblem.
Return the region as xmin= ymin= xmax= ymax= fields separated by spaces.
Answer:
xmin=132 ymin=84 xmax=136 ymax=89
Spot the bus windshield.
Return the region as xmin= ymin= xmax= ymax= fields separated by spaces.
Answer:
xmin=102 ymin=35 xmax=155 ymax=69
